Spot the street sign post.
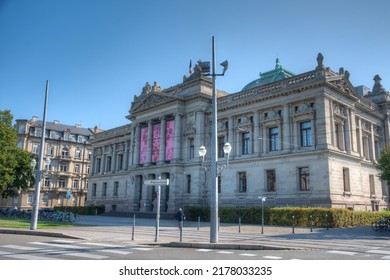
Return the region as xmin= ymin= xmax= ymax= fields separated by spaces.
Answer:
xmin=66 ymin=189 xmax=72 ymax=200
xmin=144 ymin=178 xmax=169 ymax=242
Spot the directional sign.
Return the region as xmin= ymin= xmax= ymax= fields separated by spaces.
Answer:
xmin=66 ymin=194 xmax=71 ymax=200
xmin=66 ymin=189 xmax=72 ymax=195
xmin=144 ymin=179 xmax=169 ymax=186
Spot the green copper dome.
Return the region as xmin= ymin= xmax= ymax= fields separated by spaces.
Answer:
xmin=242 ymin=58 xmax=295 ymax=91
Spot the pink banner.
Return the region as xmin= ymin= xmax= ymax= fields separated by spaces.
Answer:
xmin=165 ymin=120 xmax=175 ymax=160
xmin=152 ymin=124 xmax=161 ymax=163
xmin=139 ymin=127 xmax=148 ymax=164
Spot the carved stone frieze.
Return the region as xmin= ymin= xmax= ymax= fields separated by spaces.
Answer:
xmin=131 ymin=93 xmax=177 ymax=114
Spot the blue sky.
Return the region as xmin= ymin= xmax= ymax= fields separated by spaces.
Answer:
xmin=1 ymin=0 xmax=389 ymax=130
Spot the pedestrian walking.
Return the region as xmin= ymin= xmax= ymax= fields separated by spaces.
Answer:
xmin=175 ymin=208 xmax=185 ymax=242
xmin=175 ymin=208 xmax=186 ymax=230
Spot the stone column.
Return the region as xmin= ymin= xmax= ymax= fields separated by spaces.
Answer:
xmin=371 ymin=124 xmax=376 ymax=161
xmin=196 ymin=111 xmax=205 ymax=156
xmin=282 ymin=105 xmax=291 ymax=151
xmin=146 ymin=121 xmax=153 ymax=165
xmin=357 ymin=118 xmax=364 ymax=158
xmin=158 ymin=117 xmax=166 ymax=164
xmin=112 ymin=144 xmax=117 ymax=172
xmin=174 ymin=113 xmax=182 ymax=162
xmin=228 ymin=117 xmax=234 ymax=157
xmin=345 ymin=108 xmax=352 ymax=153
xmin=349 ymin=110 xmax=358 ymax=154
xmin=262 ymin=125 xmax=267 ymax=154
xmin=133 ymin=125 xmax=140 ymax=166
xmin=124 ymin=140 xmax=129 ymax=170
xmin=253 ymin=111 xmax=260 ymax=155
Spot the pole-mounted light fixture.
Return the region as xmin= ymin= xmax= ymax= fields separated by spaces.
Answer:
xmin=197 ymin=37 xmax=229 ymax=243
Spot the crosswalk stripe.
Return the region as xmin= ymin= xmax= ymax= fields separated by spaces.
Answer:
xmin=30 ymin=241 xmax=89 ymax=250
xmin=366 ymin=250 xmax=390 ymax=255
xmin=216 ymin=251 xmax=234 ymax=254
xmin=51 ymin=251 xmax=108 ymax=259
xmin=263 ymin=255 xmax=283 ymax=259
xmin=240 ymin=253 xmax=257 ymax=257
xmin=0 ymin=250 xmax=56 ymax=260
xmin=196 ymin=249 xmax=213 ymax=252
xmin=327 ymin=250 xmax=357 ymax=256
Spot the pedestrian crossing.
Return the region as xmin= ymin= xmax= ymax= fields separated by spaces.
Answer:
xmin=0 ymin=239 xmax=153 ymax=260
xmin=1 ymin=238 xmax=390 ymax=260
xmin=194 ymin=247 xmax=390 ymax=260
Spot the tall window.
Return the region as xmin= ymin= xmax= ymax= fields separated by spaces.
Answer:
xmin=117 ymin=154 xmax=124 ymax=170
xmin=102 ymin=183 xmax=107 ymax=197
xmin=92 ymin=183 xmax=97 ymax=197
xmin=218 ymin=137 xmax=225 ymax=158
xmin=113 ymin=182 xmax=119 ymax=196
xmin=60 ymin=164 xmax=67 ymax=172
xmin=44 ymin=178 xmax=50 ymax=187
xmin=343 ymin=168 xmax=350 ymax=192
xmin=75 ymin=149 xmax=81 ymax=159
xmin=218 ymin=176 xmax=221 ymax=193
xmin=189 ymin=138 xmax=195 ymax=159
xmin=47 ymin=145 xmax=53 ymax=156
xmin=74 ymin=164 xmax=80 ymax=173
xmin=266 ymin=169 xmax=276 ymax=192
xmin=62 ymin=148 xmax=69 ymax=158
xmin=59 ymin=179 xmax=66 ymax=188
xmin=300 ymin=121 xmax=312 ymax=147
xmin=299 ymin=167 xmax=310 ymax=191
xmin=269 ymin=127 xmax=279 ymax=151
xmin=238 ymin=172 xmax=247 ymax=193
xmin=73 ymin=180 xmax=79 ymax=189
xmin=33 ymin=144 xmax=39 ymax=154
xmin=186 ymin=175 xmax=191 ymax=193
xmin=242 ymin=133 xmax=250 ymax=155
xmin=96 ymin=158 xmax=101 ymax=173
xmin=106 ymin=156 xmax=112 ymax=172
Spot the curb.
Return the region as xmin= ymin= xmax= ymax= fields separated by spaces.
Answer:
xmin=0 ymin=228 xmax=83 ymax=240
xmin=165 ymin=242 xmax=298 ymax=251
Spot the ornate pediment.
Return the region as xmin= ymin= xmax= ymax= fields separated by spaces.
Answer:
xmin=327 ymin=77 xmax=359 ymax=99
xmin=130 ymin=92 xmax=177 ymax=114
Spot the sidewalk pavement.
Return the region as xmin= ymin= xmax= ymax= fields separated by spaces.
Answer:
xmin=1 ymin=215 xmax=389 ymax=250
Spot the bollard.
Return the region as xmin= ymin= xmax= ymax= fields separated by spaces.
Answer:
xmin=292 ymin=215 xmax=295 ymax=234
xmin=198 ymin=216 xmax=200 ymax=231
xmin=132 ymin=214 xmax=136 ymax=241
xmin=326 ymin=213 xmax=329 ymax=230
xmin=238 ymin=217 xmax=241 ymax=233
xmin=218 ymin=217 xmax=220 ymax=232
xmin=179 ymin=221 xmax=183 ymax=242
xmin=95 ymin=208 xmax=98 ymax=216
xmin=310 ymin=215 xmax=313 ymax=232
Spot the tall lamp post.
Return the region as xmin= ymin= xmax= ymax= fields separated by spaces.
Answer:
xmin=198 ymin=36 xmax=229 ymax=243
xmin=30 ymin=80 xmax=50 ymax=230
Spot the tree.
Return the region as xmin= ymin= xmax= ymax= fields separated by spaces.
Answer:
xmin=375 ymin=145 xmax=390 ymax=182
xmin=0 ymin=110 xmax=35 ymax=198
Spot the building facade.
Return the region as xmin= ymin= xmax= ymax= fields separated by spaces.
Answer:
xmin=0 ymin=117 xmax=98 ymax=210
xmin=87 ymin=54 xmax=390 ymax=214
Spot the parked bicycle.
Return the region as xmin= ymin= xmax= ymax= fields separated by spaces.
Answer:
xmin=371 ymin=217 xmax=389 ymax=232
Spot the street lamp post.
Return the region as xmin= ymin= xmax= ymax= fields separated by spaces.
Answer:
xmin=30 ymin=80 xmax=50 ymax=230
xmin=197 ymin=36 xmax=229 ymax=244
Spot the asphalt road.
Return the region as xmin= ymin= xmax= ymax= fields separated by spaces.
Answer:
xmin=0 ymin=233 xmax=389 ymax=260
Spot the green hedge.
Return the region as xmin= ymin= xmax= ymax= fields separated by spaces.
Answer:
xmin=184 ymin=205 xmax=390 ymax=228
xmin=54 ymin=205 xmax=105 ymax=215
